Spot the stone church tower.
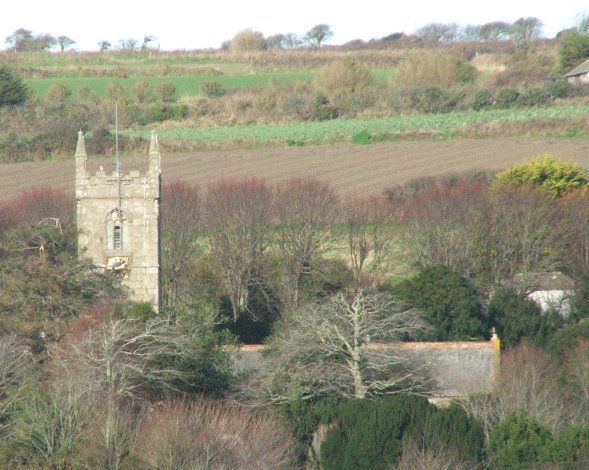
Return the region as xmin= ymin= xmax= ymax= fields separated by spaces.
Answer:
xmin=75 ymin=130 xmax=161 ymax=311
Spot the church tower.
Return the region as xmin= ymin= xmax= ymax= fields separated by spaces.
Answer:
xmin=75 ymin=130 xmax=161 ymax=311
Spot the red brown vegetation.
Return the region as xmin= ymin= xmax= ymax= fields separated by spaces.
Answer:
xmin=133 ymin=398 xmax=297 ymax=469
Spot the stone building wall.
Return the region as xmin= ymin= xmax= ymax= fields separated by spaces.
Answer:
xmin=75 ymin=131 xmax=161 ymax=310
xmin=233 ymin=337 xmax=500 ymax=400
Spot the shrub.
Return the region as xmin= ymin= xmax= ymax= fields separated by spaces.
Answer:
xmin=395 ymin=265 xmax=488 ymax=340
xmin=0 ymin=67 xmax=28 ymax=107
xmin=404 ymin=86 xmax=465 ymax=114
xmin=156 ymin=82 xmax=177 ymax=102
xmin=487 ymin=412 xmax=552 ymax=469
xmin=547 ymin=318 xmax=589 ymax=356
xmin=299 ymin=395 xmax=485 ymax=469
xmin=393 ymin=53 xmax=478 ymax=88
xmin=315 ymin=60 xmax=373 ymax=99
xmin=488 ymin=288 xmax=563 ymax=348
xmin=558 ymin=32 xmax=589 ymax=72
xmin=106 ymin=81 xmax=126 ymax=103
xmin=229 ymin=29 xmax=267 ymax=52
xmin=352 ymin=130 xmax=371 ymax=144
xmin=494 ymin=155 xmax=589 ymax=197
xmin=132 ymin=80 xmax=153 ymax=104
xmin=133 ymin=398 xmax=296 ymax=469
xmin=44 ymin=84 xmax=72 ymax=107
xmin=494 ymin=87 xmax=520 ymax=108
xmin=201 ymin=80 xmax=225 ymax=98
xmin=147 ymin=103 xmax=188 ymax=122
xmin=312 ymin=94 xmax=338 ymax=121
xmin=540 ymin=426 xmax=589 ymax=463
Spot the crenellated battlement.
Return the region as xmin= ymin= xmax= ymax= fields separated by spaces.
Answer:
xmin=75 ymin=130 xmax=161 ymax=311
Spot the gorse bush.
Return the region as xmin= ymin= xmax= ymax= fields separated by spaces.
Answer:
xmin=393 ymin=53 xmax=478 ymax=88
xmin=201 ymin=80 xmax=226 ymax=98
xmin=495 ymin=155 xmax=589 ymax=197
xmin=315 ymin=60 xmax=373 ymax=99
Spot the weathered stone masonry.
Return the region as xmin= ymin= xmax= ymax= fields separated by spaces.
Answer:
xmin=75 ymin=131 xmax=161 ymax=311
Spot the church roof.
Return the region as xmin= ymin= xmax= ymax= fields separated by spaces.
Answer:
xmin=564 ymin=59 xmax=589 ymax=78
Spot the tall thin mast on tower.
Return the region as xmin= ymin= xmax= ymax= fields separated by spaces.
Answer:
xmin=115 ymin=100 xmax=123 ymax=212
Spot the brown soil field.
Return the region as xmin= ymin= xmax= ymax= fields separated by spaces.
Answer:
xmin=1 ymin=137 xmax=588 ymax=200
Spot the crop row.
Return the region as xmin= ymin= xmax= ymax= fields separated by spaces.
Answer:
xmin=125 ymin=105 xmax=589 ymax=144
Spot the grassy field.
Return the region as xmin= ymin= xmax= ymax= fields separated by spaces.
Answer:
xmin=25 ymin=69 xmax=391 ymax=98
xmin=124 ymin=105 xmax=589 ymax=145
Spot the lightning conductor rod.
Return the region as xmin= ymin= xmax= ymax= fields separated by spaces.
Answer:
xmin=115 ymin=100 xmax=122 ymax=212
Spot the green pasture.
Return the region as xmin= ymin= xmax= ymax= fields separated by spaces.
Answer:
xmin=25 ymin=69 xmax=391 ymax=98
xmin=25 ymin=71 xmax=313 ymax=98
xmin=125 ymin=104 xmax=589 ymax=145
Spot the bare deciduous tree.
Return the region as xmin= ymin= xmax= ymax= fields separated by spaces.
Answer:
xmin=49 ymin=309 xmax=224 ymax=469
xmin=274 ymin=177 xmax=339 ymax=308
xmin=252 ymin=289 xmax=429 ymax=403
xmin=343 ymin=194 xmax=390 ymax=284
xmin=563 ymin=340 xmax=589 ymax=412
xmin=398 ymin=436 xmax=477 ymax=470
xmin=402 ymin=182 xmax=488 ymax=278
xmin=161 ymin=181 xmax=202 ymax=308
xmin=459 ymin=343 xmax=569 ymax=440
xmin=205 ymin=178 xmax=272 ymax=321
xmin=488 ymin=185 xmax=568 ymax=283
xmin=133 ymin=398 xmax=297 ymax=469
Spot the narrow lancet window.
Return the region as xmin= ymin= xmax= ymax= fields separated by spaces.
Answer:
xmin=114 ymin=224 xmax=122 ymax=250
xmin=106 ymin=209 xmax=125 ymax=251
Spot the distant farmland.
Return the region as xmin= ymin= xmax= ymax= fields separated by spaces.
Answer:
xmin=124 ymin=104 xmax=589 ymax=146
xmin=1 ymin=137 xmax=588 ymax=201
xmin=25 ymin=69 xmax=391 ymax=98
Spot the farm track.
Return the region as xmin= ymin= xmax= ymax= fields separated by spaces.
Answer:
xmin=1 ymin=137 xmax=589 ymax=200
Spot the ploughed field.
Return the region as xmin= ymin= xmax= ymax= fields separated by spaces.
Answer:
xmin=1 ymin=136 xmax=588 ymax=200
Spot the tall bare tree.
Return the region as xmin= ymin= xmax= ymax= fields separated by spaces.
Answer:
xmin=343 ymin=194 xmax=391 ymax=284
xmin=49 ymin=307 xmax=226 ymax=468
xmin=274 ymin=177 xmax=339 ymax=308
xmin=487 ymin=185 xmax=568 ymax=283
xmin=161 ymin=181 xmax=202 ymax=308
xmin=204 ymin=178 xmax=272 ymax=321
xmin=252 ymin=289 xmax=428 ymax=403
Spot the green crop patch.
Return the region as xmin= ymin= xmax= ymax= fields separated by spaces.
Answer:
xmin=125 ymin=105 xmax=589 ymax=145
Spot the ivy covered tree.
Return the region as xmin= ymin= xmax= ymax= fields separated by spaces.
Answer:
xmin=0 ymin=67 xmax=29 ymax=107
xmin=488 ymin=288 xmax=563 ymax=348
xmin=558 ymin=31 xmax=589 ymax=71
xmin=395 ymin=265 xmax=489 ymax=340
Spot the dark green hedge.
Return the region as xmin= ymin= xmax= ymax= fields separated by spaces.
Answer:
xmin=283 ymin=394 xmax=485 ymax=468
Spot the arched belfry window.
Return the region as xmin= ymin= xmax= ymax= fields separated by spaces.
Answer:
xmin=106 ymin=209 xmax=126 ymax=251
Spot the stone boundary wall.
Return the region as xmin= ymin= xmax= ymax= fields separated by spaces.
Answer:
xmin=232 ymin=337 xmax=500 ymax=400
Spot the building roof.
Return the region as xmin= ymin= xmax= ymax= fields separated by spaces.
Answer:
xmin=564 ymin=59 xmax=589 ymax=78
xmin=232 ymin=341 xmax=498 ymax=398
xmin=505 ymin=272 xmax=575 ymax=292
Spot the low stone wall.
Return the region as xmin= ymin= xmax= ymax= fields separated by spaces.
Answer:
xmin=231 ymin=337 xmax=500 ymax=400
